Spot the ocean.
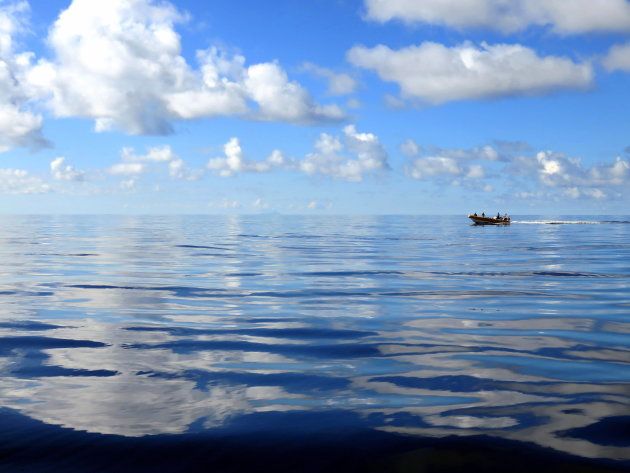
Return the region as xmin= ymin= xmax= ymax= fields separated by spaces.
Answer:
xmin=0 ymin=215 xmax=629 ymax=472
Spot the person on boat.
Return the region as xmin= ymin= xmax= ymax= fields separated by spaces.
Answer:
xmin=482 ymin=212 xmax=485 ymax=217
xmin=474 ymin=212 xmax=477 ymax=216
xmin=496 ymin=212 xmax=500 ymax=218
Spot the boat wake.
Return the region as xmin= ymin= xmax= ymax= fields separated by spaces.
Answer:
xmin=514 ymin=220 xmax=630 ymax=225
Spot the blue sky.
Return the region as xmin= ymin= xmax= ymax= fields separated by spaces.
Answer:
xmin=1 ymin=0 xmax=630 ymax=214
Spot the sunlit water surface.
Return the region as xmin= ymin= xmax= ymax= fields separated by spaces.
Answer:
xmin=1 ymin=215 xmax=629 ymax=472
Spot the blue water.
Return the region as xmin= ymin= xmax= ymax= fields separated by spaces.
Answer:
xmin=1 ymin=215 xmax=629 ymax=472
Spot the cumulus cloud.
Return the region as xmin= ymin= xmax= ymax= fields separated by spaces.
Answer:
xmin=302 ymin=62 xmax=358 ymax=96
xmin=509 ymin=150 xmax=630 ymax=199
xmin=431 ymin=145 xmax=504 ymax=162
xmin=167 ymin=158 xmax=203 ymax=181
xmin=109 ymin=163 xmax=146 ymax=176
xmin=363 ymin=0 xmax=630 ymax=34
xmin=406 ymin=156 xmax=485 ymax=180
xmin=206 ymin=138 xmax=287 ymax=177
xmin=299 ymin=125 xmax=390 ymax=182
xmin=0 ymin=1 xmax=49 ymax=152
xmin=50 ymin=157 xmax=85 ymax=181
xmin=206 ymin=126 xmax=389 ymax=182
xmin=121 ymin=145 xmax=178 ymax=163
xmin=348 ymin=42 xmax=593 ymax=105
xmin=602 ymin=41 xmax=630 ymax=71
xmin=25 ymin=0 xmax=344 ymax=135
xmin=112 ymin=145 xmax=202 ymax=180
xmin=0 ymin=168 xmax=49 ymax=193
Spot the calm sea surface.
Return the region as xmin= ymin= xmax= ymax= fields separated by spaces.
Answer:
xmin=1 ymin=215 xmax=629 ymax=472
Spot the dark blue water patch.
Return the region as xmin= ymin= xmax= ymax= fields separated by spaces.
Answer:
xmin=0 ymin=336 xmax=107 ymax=356
xmin=370 ymin=375 xmax=503 ymax=393
xmin=291 ymin=270 xmax=405 ymax=277
xmin=142 ymin=369 xmax=351 ymax=393
xmin=536 ymin=344 xmax=630 ymax=360
xmin=12 ymin=365 xmax=118 ymax=378
xmin=0 ymin=320 xmax=64 ymax=330
xmin=1 ymin=407 xmax=628 ymax=473
xmin=175 ymin=244 xmax=230 ymax=250
xmin=61 ymin=284 xmax=591 ymax=301
xmin=250 ymin=289 xmax=580 ymax=299
xmin=128 ymin=338 xmax=514 ymax=358
xmin=366 ymin=411 xmax=433 ymax=428
xmin=66 ymin=284 xmax=231 ymax=298
xmin=126 ymin=339 xmax=381 ymax=359
xmin=124 ymin=325 xmax=378 ymax=340
xmin=235 ymin=317 xmax=304 ymax=323
xmin=560 ymin=417 xmax=630 ymax=447
xmin=42 ymin=252 xmax=99 ymax=257
xmin=290 ymin=269 xmax=626 ymax=279
xmin=0 ymin=290 xmax=55 ymax=296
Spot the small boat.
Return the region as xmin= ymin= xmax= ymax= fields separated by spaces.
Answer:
xmin=469 ymin=214 xmax=510 ymax=225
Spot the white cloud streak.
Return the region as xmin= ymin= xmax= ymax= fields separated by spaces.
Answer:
xmin=0 ymin=1 xmax=49 ymax=152
xmin=0 ymin=168 xmax=49 ymax=193
xmin=348 ymin=42 xmax=593 ymax=105
xmin=363 ymin=0 xmax=630 ymax=34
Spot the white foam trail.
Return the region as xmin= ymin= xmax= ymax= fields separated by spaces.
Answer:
xmin=514 ymin=220 xmax=604 ymax=225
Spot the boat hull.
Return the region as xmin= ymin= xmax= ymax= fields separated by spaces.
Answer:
xmin=469 ymin=215 xmax=510 ymax=225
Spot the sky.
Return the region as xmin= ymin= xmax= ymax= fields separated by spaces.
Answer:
xmin=1 ymin=0 xmax=630 ymax=215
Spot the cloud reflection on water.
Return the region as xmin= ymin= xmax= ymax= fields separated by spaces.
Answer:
xmin=0 ymin=215 xmax=629 ymax=464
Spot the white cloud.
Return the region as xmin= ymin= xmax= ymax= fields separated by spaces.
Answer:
xmin=348 ymin=42 xmax=593 ymax=105
xmin=206 ymin=138 xmax=287 ymax=177
xmin=122 ymin=145 xmax=177 ymax=163
xmin=400 ymin=138 xmax=421 ymax=157
xmin=50 ymin=157 xmax=85 ymax=181
xmin=299 ymin=125 xmax=390 ymax=182
xmin=245 ymin=62 xmax=345 ymax=124
xmin=109 ymin=163 xmax=146 ymax=176
xmin=508 ymin=150 xmax=630 ymax=199
xmin=602 ymin=41 xmax=630 ymax=71
xmin=168 ymin=158 xmax=203 ymax=181
xmin=27 ymin=0 xmax=188 ymax=135
xmin=302 ymin=62 xmax=358 ymax=96
xmin=113 ymin=145 xmax=203 ymax=180
xmin=363 ymin=0 xmax=630 ymax=34
xmin=206 ymin=126 xmax=388 ymax=182
xmin=430 ymin=144 xmax=504 ymax=162
xmin=0 ymin=168 xmax=49 ymax=194
xmin=0 ymin=1 xmax=48 ymax=152
xmin=26 ymin=0 xmax=344 ymax=135
xmin=307 ymin=200 xmax=333 ymax=210
xmin=406 ymin=156 xmax=475 ymax=179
